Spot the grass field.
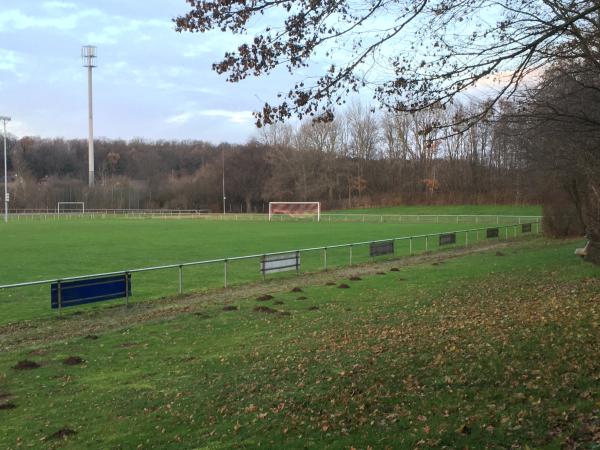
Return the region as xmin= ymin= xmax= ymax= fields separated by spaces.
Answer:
xmin=0 ymin=207 xmax=540 ymax=324
xmin=0 ymin=238 xmax=597 ymax=449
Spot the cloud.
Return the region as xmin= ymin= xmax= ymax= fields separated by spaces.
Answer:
xmin=166 ymin=109 xmax=254 ymax=126
xmin=0 ymin=48 xmax=25 ymax=74
xmin=0 ymin=8 xmax=104 ymax=32
xmin=42 ymin=1 xmax=77 ymax=10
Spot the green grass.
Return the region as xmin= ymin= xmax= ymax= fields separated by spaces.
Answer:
xmin=0 ymin=213 xmax=539 ymax=324
xmin=0 ymin=238 xmax=597 ymax=449
xmin=332 ymin=204 xmax=541 ymax=216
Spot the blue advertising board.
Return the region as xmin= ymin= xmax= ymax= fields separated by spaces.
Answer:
xmin=51 ymin=274 xmax=131 ymax=309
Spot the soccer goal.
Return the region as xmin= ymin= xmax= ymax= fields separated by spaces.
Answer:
xmin=268 ymin=202 xmax=320 ymax=222
xmin=57 ymin=202 xmax=85 ymax=214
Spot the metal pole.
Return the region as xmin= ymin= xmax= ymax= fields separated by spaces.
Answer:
xmin=178 ymin=265 xmax=183 ymax=294
xmin=409 ymin=237 xmax=412 ymax=255
xmin=222 ymin=147 xmax=226 ymax=214
xmin=125 ymin=272 xmax=129 ymax=307
xmin=349 ymin=245 xmax=353 ymax=265
xmin=87 ymin=65 xmax=94 ymax=187
xmin=57 ymin=279 xmax=62 ymax=317
xmin=2 ymin=118 xmax=8 ymax=223
xmin=324 ymin=248 xmax=327 ymax=271
xmin=224 ymin=260 xmax=228 ymax=288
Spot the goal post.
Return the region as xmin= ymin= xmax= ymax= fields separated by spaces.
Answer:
xmin=268 ymin=202 xmax=320 ymax=222
xmin=57 ymin=202 xmax=85 ymax=214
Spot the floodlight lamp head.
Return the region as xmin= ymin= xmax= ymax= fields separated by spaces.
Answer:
xmin=81 ymin=45 xmax=97 ymax=67
xmin=0 ymin=116 xmax=11 ymax=122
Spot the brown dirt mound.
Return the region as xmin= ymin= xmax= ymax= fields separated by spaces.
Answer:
xmin=432 ymin=262 xmax=440 ymax=266
xmin=48 ymin=428 xmax=77 ymax=440
xmin=291 ymin=287 xmax=303 ymax=293
xmin=63 ymin=356 xmax=85 ymax=366
xmin=273 ymin=300 xmax=284 ymax=305
xmin=308 ymin=306 xmax=320 ymax=311
xmin=84 ymin=335 xmax=99 ymax=340
xmin=376 ymin=272 xmax=386 ymax=275
xmin=13 ymin=360 xmax=40 ymax=370
xmin=253 ymin=306 xmax=277 ymax=314
xmin=349 ymin=276 xmax=362 ymax=281
xmin=278 ymin=311 xmax=291 ymax=316
xmin=390 ymin=268 xmax=400 ymax=272
xmin=338 ymin=284 xmax=350 ymax=289
xmin=296 ymin=296 xmax=307 ymax=300
xmin=0 ymin=402 xmax=16 ymax=410
xmin=222 ymin=306 xmax=238 ymax=311
xmin=495 ymin=251 xmax=505 ymax=256
xmin=256 ymin=294 xmax=274 ymax=301
xmin=325 ymin=282 xmax=336 ymax=286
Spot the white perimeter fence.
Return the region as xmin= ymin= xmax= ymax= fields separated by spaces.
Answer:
xmin=6 ymin=208 xmax=541 ymax=225
xmin=0 ymin=222 xmax=541 ymax=318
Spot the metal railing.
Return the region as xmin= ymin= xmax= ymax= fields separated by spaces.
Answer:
xmin=6 ymin=209 xmax=541 ymax=225
xmin=0 ymin=222 xmax=541 ymax=316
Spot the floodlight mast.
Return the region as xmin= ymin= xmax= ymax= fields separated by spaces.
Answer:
xmin=1 ymin=116 xmax=10 ymax=224
xmin=82 ymin=45 xmax=96 ymax=187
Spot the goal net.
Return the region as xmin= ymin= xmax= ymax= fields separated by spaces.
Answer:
xmin=269 ymin=202 xmax=320 ymax=222
xmin=57 ymin=202 xmax=85 ymax=214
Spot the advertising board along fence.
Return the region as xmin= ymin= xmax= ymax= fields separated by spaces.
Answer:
xmin=487 ymin=227 xmax=500 ymax=238
xmin=0 ymin=222 xmax=541 ymax=317
xmin=370 ymin=240 xmax=394 ymax=257
xmin=51 ymin=274 xmax=131 ymax=314
xmin=439 ymin=233 xmax=457 ymax=246
xmin=261 ymin=252 xmax=300 ymax=278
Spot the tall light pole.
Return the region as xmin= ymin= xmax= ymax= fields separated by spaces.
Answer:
xmin=222 ymin=147 xmax=226 ymax=214
xmin=1 ymin=116 xmax=10 ymax=223
xmin=81 ymin=45 xmax=97 ymax=187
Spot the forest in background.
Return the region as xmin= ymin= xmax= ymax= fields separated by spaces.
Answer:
xmin=2 ymin=101 xmax=537 ymax=213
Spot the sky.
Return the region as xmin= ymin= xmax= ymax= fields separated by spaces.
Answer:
xmin=0 ymin=0 xmax=303 ymax=143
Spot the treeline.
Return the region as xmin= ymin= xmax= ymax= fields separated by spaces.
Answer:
xmin=4 ymin=102 xmax=537 ymax=212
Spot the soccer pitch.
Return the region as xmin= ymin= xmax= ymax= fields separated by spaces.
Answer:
xmin=0 ymin=208 xmax=539 ymax=323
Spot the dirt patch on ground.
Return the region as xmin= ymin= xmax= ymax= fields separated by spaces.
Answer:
xmin=376 ymin=271 xmax=386 ymax=275
xmin=496 ymin=251 xmax=505 ymax=256
xmin=291 ymin=287 xmax=303 ymax=293
xmin=253 ymin=306 xmax=278 ymax=314
xmin=390 ymin=267 xmax=400 ymax=272
xmin=63 ymin=356 xmax=85 ymax=366
xmin=28 ymin=348 xmax=49 ymax=356
xmin=349 ymin=276 xmax=362 ymax=281
xmin=296 ymin=296 xmax=307 ymax=300
xmin=308 ymin=306 xmax=320 ymax=311
xmin=325 ymin=282 xmax=336 ymax=286
xmin=278 ymin=311 xmax=291 ymax=316
xmin=338 ymin=284 xmax=350 ymax=289
xmin=0 ymin=402 xmax=16 ymax=410
xmin=256 ymin=294 xmax=274 ymax=301
xmin=47 ymin=428 xmax=77 ymax=440
xmin=84 ymin=334 xmax=99 ymax=340
xmin=13 ymin=360 xmax=40 ymax=370
xmin=194 ymin=312 xmax=211 ymax=318
xmin=432 ymin=262 xmax=440 ymax=266
xmin=222 ymin=306 xmax=238 ymax=312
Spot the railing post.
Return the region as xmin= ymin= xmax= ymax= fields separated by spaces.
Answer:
xmin=178 ymin=265 xmax=183 ymax=294
xmin=125 ymin=272 xmax=129 ymax=307
xmin=425 ymin=236 xmax=428 ymax=251
xmin=224 ymin=260 xmax=228 ymax=288
xmin=409 ymin=237 xmax=412 ymax=255
xmin=465 ymin=231 xmax=468 ymax=247
xmin=349 ymin=245 xmax=353 ymax=266
xmin=57 ymin=279 xmax=62 ymax=317
xmin=324 ymin=247 xmax=328 ymax=271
